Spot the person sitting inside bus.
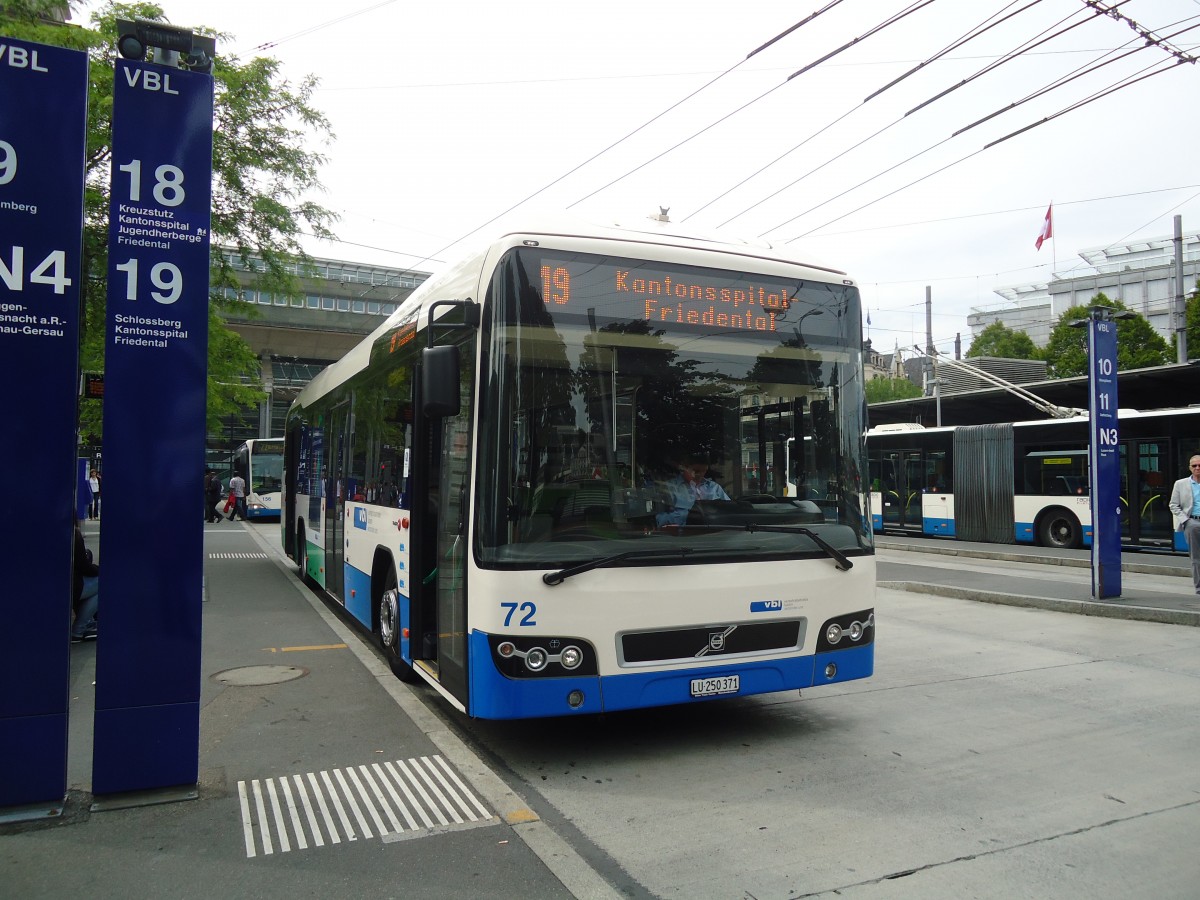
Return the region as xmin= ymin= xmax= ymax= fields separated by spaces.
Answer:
xmin=656 ymin=454 xmax=731 ymax=528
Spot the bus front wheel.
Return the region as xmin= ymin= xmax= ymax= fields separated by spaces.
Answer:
xmin=379 ymin=575 xmax=418 ymax=683
xmin=1038 ymin=508 xmax=1082 ymax=549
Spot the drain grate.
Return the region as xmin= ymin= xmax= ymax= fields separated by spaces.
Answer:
xmin=236 ymin=755 xmax=496 ymax=857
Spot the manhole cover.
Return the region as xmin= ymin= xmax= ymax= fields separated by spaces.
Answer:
xmin=213 ymin=665 xmax=309 ymax=686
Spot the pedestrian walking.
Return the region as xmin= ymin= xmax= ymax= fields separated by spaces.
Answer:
xmin=1168 ymin=453 xmax=1200 ymax=595
xmin=204 ymin=468 xmax=224 ymax=523
xmin=227 ymin=472 xmax=247 ymax=521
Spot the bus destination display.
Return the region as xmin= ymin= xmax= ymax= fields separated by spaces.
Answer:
xmin=539 ymin=257 xmax=814 ymax=338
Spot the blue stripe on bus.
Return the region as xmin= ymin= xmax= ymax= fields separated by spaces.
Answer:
xmin=466 ymin=631 xmax=874 ymax=719
xmin=343 ymin=564 xmax=373 ymax=628
xmin=922 ymin=517 xmax=954 ymax=536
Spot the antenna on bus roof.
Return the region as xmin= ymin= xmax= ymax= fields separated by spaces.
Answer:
xmin=650 ymin=207 xmax=671 ymax=222
xmin=909 ymin=346 xmax=1085 ymax=420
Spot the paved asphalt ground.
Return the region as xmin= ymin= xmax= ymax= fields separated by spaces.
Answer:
xmin=1 ymin=522 xmax=1195 ymax=899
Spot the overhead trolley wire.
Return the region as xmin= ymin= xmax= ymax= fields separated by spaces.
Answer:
xmin=762 ymin=2 xmax=1192 ymax=242
xmin=696 ymin=1 xmax=1043 ymax=228
xmin=329 ymin=8 xmax=845 ymax=285
xmin=248 ymin=0 xmax=398 ymax=53
xmin=955 ymin=15 xmax=1200 ymax=138
xmin=587 ymin=0 xmax=937 ymax=215
xmin=782 ymin=40 xmax=1192 ymax=247
xmin=864 ymin=0 xmax=1040 ymax=103
xmin=905 ymin=0 xmax=1128 ymax=117
xmin=563 ymin=0 xmax=850 ymax=211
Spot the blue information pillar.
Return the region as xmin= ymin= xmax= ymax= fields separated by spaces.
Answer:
xmin=1087 ymin=309 xmax=1121 ymax=599
xmin=0 ymin=38 xmax=89 ymax=810
xmin=93 ymin=58 xmax=213 ymax=796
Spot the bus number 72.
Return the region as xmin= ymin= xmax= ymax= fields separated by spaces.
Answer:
xmin=500 ymin=601 xmax=537 ymax=627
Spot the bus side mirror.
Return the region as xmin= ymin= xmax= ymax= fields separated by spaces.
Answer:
xmin=422 ymin=345 xmax=460 ymax=417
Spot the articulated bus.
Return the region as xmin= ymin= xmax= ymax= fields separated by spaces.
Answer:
xmin=867 ymin=406 xmax=1200 ymax=552
xmin=282 ymin=219 xmax=875 ymax=719
xmin=232 ymin=437 xmax=285 ymax=519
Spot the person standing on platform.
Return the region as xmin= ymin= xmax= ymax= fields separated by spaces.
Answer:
xmin=1168 ymin=454 xmax=1200 ymax=595
xmin=87 ymin=468 xmax=101 ymax=519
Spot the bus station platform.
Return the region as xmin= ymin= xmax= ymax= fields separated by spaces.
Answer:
xmin=876 ymin=534 xmax=1200 ymax=627
xmin=5 ymin=522 xmax=1196 ymax=899
xmin=0 ymin=519 xmax=619 ymax=900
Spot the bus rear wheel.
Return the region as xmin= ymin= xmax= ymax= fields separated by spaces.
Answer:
xmin=1038 ymin=508 xmax=1082 ymax=549
xmin=379 ymin=576 xmax=417 ymax=683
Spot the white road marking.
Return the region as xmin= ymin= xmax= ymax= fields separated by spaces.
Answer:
xmin=237 ymin=755 xmax=496 ymax=857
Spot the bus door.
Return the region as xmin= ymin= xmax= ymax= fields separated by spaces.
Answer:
xmin=879 ymin=450 xmax=923 ymax=532
xmin=283 ymin=421 xmax=301 ymax=557
xmin=1126 ymin=439 xmax=1172 ymax=546
xmin=324 ymin=399 xmax=350 ymax=601
xmin=739 ymin=399 xmax=806 ymax=498
xmin=416 ymin=327 xmax=476 ymax=708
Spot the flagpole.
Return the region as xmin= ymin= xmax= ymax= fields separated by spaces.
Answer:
xmin=1051 ymin=199 xmax=1056 ymax=275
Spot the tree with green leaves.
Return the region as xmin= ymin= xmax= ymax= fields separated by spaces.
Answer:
xmin=1041 ymin=293 xmax=1171 ymax=378
xmin=0 ymin=1 xmax=337 ymax=439
xmin=865 ymin=376 xmax=923 ymax=403
xmin=1176 ymin=279 xmax=1200 ymax=361
xmin=966 ymin=321 xmax=1039 ymax=360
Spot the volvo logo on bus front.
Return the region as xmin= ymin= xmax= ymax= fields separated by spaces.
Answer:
xmin=697 ymin=625 xmax=737 ymax=656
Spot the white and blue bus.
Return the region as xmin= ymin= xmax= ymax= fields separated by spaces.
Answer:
xmin=867 ymin=406 xmax=1200 ymax=552
xmin=282 ymin=218 xmax=875 ymax=719
xmin=232 ymin=437 xmax=285 ymax=519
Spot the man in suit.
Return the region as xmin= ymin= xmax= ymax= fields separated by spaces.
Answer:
xmin=1167 ymin=454 xmax=1200 ymax=595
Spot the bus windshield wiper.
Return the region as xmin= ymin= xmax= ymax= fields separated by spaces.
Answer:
xmin=677 ymin=524 xmax=854 ymax=571
xmin=543 ymin=548 xmax=695 ymax=586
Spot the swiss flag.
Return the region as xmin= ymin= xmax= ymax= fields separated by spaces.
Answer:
xmin=1034 ymin=204 xmax=1053 ymax=251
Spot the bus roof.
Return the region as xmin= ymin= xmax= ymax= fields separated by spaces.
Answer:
xmin=292 ymin=216 xmax=857 ymax=412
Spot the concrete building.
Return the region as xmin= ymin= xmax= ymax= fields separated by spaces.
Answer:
xmin=968 ymin=231 xmax=1200 ymax=348
xmin=209 ymin=249 xmax=429 ymax=468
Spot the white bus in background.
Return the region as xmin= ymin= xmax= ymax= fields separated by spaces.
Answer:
xmin=866 ymin=408 xmax=1200 ymax=552
xmin=282 ymin=217 xmax=875 ymax=720
xmin=232 ymin=437 xmax=284 ymax=519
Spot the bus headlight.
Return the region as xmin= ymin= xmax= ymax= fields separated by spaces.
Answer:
xmin=559 ymin=646 xmax=583 ymax=670
xmin=487 ymin=635 xmax=598 ymax=678
xmin=816 ymin=610 xmax=875 ymax=653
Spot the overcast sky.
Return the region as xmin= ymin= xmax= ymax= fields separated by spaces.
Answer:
xmin=85 ymin=0 xmax=1200 ymax=355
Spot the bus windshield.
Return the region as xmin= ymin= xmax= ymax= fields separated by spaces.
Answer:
xmin=249 ymin=440 xmax=285 ymax=494
xmin=477 ymin=247 xmax=870 ymax=567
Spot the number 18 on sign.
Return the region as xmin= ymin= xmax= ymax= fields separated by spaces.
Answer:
xmin=1087 ymin=311 xmax=1121 ymax=599
xmin=94 ymin=56 xmax=213 ymax=796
